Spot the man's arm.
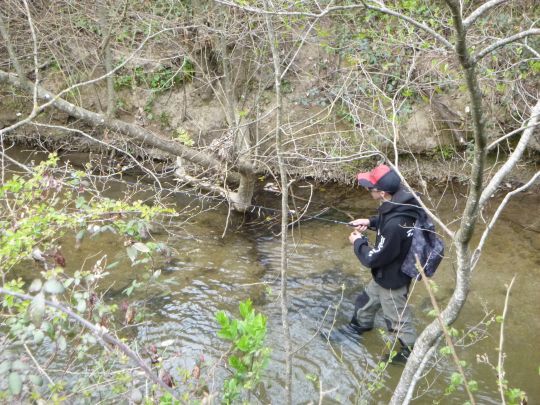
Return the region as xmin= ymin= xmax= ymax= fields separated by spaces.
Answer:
xmin=351 ymin=218 xmax=405 ymax=268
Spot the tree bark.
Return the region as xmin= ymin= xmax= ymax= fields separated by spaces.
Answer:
xmin=391 ymin=1 xmax=507 ymax=403
xmin=97 ymin=0 xmax=116 ymax=118
xmin=217 ymin=22 xmax=256 ymax=212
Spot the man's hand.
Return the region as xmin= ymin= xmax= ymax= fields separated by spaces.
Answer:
xmin=349 ymin=218 xmax=370 ymax=232
xmin=349 ymin=230 xmax=366 ymax=244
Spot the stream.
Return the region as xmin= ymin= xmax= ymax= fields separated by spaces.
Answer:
xmin=5 ymin=150 xmax=540 ymax=404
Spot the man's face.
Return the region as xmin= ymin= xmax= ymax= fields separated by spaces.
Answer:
xmin=367 ymin=188 xmax=386 ymax=201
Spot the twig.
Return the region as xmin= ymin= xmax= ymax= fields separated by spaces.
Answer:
xmin=402 ymin=336 xmax=442 ymax=404
xmin=23 ymin=343 xmax=54 ymax=385
xmin=463 ymin=0 xmax=509 ymax=30
xmin=487 ymin=122 xmax=540 ymax=151
xmin=479 ymin=99 xmax=540 ymax=208
xmin=497 ymin=275 xmax=516 ymax=405
xmin=0 ymin=288 xmax=180 ymax=400
xmin=318 ymin=378 xmax=337 ymax=405
xmin=472 ymin=171 xmax=540 ymax=269
xmin=417 ymin=259 xmax=476 ymax=405
xmin=292 ymin=284 xmax=345 ymax=355
xmin=473 ymin=29 xmax=540 ymax=63
xmin=263 ymin=3 xmax=293 ymax=404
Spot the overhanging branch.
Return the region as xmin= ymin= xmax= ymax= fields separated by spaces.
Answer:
xmin=463 ymin=0 xmax=509 ymax=30
xmin=479 ymin=99 xmax=540 ymax=207
xmin=473 ymin=29 xmax=540 ymax=63
xmin=0 ymin=69 xmax=250 ymax=182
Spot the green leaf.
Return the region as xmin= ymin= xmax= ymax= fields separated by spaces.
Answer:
xmin=448 ymin=327 xmax=459 ymax=337
xmin=57 ymin=335 xmax=67 ymax=351
xmin=29 ymin=292 xmax=46 ymax=326
xmin=132 ymin=242 xmax=150 ymax=253
xmin=229 ymin=320 xmax=238 ymax=340
xmin=239 ymin=299 xmax=252 ymax=319
xmin=439 ymin=346 xmax=452 ymax=356
xmin=0 ymin=360 xmax=11 ymax=375
xmin=467 ymin=380 xmax=478 ymax=392
xmin=43 ymin=278 xmax=65 ymax=294
xmin=229 ymin=355 xmax=247 ymax=372
xmin=8 ymin=372 xmax=22 ymax=395
xmin=106 ymin=261 xmax=120 ymax=270
xmin=305 ymin=373 xmax=317 ymax=382
xmin=236 ymin=335 xmax=251 ymax=352
xmin=216 ymin=311 xmax=229 ymax=328
xmin=29 ymin=374 xmax=43 ymax=386
xmin=450 ymin=372 xmax=463 ymax=386
xmin=29 ymin=279 xmax=42 ymax=293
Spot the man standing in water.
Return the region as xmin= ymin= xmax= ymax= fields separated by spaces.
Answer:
xmin=348 ymin=164 xmax=421 ymax=363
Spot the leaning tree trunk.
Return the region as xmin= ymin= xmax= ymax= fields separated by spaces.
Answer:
xmin=0 ymin=67 xmax=265 ymax=211
xmin=217 ymin=19 xmax=257 ymax=211
xmin=391 ymin=1 xmax=487 ymax=403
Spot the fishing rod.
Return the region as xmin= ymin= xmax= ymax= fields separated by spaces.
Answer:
xmin=244 ymin=203 xmax=354 ymax=227
xmin=85 ymin=173 xmax=357 ymax=227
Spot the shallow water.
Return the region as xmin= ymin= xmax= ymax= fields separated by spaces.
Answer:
xmin=79 ymin=188 xmax=540 ymax=403
xmin=6 ymin=150 xmax=540 ymax=403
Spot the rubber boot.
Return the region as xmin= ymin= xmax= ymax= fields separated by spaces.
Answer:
xmin=382 ymin=343 xmax=412 ymax=364
xmin=346 ymin=317 xmax=373 ymax=335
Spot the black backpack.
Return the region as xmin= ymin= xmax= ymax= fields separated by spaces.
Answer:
xmin=400 ymin=211 xmax=445 ymax=279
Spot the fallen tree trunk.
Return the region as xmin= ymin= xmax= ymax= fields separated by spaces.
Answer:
xmin=0 ymin=69 xmax=264 ymax=211
xmin=0 ymin=70 xmax=256 ymax=180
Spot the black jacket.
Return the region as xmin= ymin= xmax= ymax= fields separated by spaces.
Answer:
xmin=353 ymin=187 xmax=422 ymax=289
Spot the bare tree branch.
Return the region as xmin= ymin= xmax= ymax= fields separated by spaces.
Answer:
xmin=463 ymin=0 xmax=509 ymax=30
xmin=388 ymin=163 xmax=456 ymax=238
xmin=472 ymin=171 xmax=540 ymax=269
xmin=418 ymin=260 xmax=476 ymax=405
xmin=0 ymin=150 xmax=33 ymax=173
xmin=0 ymin=70 xmax=247 ymax=182
xmin=391 ymin=1 xmax=487 ymax=402
xmin=497 ymin=275 xmax=516 ymax=405
xmin=263 ymin=2 xmax=293 ymax=402
xmin=522 ymin=43 xmax=540 ymax=59
xmin=361 ymin=1 xmax=454 ymax=51
xmin=479 ymin=99 xmax=540 ymax=207
xmin=0 ymin=25 xmax=178 ymax=134
xmin=22 ymin=0 xmax=39 ymax=109
xmin=33 ymin=122 xmax=164 ymax=190
xmin=473 ymin=29 xmax=540 ymax=63
xmin=214 ymin=0 xmax=454 ymax=51
xmin=97 ymin=0 xmax=116 ymax=118
xmin=487 ymin=122 xmax=540 ymax=151
xmin=0 ymin=287 xmax=180 ymax=400
xmin=0 ymin=11 xmax=25 ymax=78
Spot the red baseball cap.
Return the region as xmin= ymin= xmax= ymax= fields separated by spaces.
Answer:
xmin=357 ymin=164 xmax=401 ymax=193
